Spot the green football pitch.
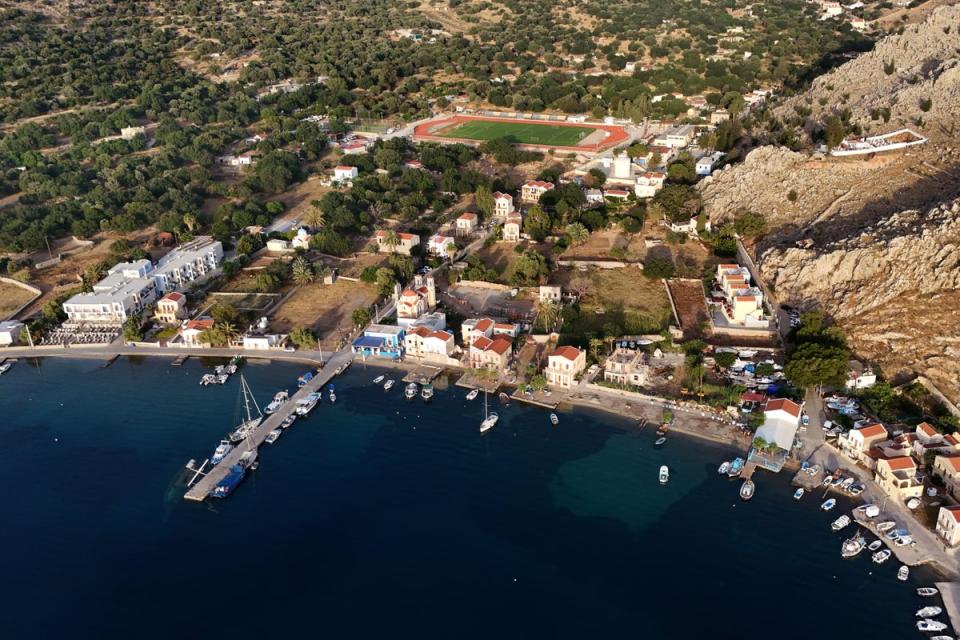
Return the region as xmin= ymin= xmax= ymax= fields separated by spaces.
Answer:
xmin=443 ymin=120 xmax=596 ymax=146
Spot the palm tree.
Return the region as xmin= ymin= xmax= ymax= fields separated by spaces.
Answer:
xmin=304 ymin=206 xmax=326 ymax=230
xmin=445 ymin=242 xmax=458 ymax=263
xmin=535 ymin=300 xmax=562 ymax=333
xmin=182 ymin=213 xmax=198 ymax=233
xmin=566 ymin=222 xmax=589 ymax=246
xmin=382 ymin=229 xmax=400 ymax=252
xmin=291 ymin=256 xmax=315 ymax=285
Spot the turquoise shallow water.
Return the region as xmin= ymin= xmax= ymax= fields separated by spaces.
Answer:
xmin=0 ymin=357 xmax=944 ymax=638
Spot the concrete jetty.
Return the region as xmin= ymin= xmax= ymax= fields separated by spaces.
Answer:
xmin=183 ymin=349 xmax=354 ymax=501
xmin=936 ymin=582 xmax=960 ymax=633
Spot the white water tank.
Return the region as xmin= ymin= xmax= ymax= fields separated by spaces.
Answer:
xmin=258 ymin=317 xmax=269 ymax=330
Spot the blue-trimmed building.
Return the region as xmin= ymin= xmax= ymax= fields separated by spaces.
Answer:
xmin=352 ymin=324 xmax=405 ymax=360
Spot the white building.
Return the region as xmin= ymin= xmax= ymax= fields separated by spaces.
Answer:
xmin=243 ymin=334 xmax=286 ymax=350
xmin=634 ymin=172 xmax=666 ymax=199
xmin=291 ymin=227 xmax=312 ymax=250
xmin=427 ymin=234 xmax=456 ymax=256
xmin=612 ymin=153 xmax=633 ymax=180
xmin=653 ymin=125 xmax=695 ymax=149
xmin=62 ymin=260 xmax=158 ymax=325
xmin=503 ymin=213 xmax=523 ymax=242
xmin=120 ymin=126 xmax=146 ymax=140
xmin=493 ymin=192 xmax=515 ymax=219
xmin=151 ymin=237 xmax=223 ymax=294
xmin=334 ymin=165 xmax=359 ymax=182
xmin=696 ymin=152 xmax=725 ymax=176
xmin=0 ymin=320 xmax=24 ymax=346
xmin=545 ymin=346 xmax=586 ymax=388
xmin=845 ymin=360 xmax=877 ymax=389
xmin=456 ymin=212 xmax=479 ymax=236
xmin=936 ymin=506 xmax=960 ymax=547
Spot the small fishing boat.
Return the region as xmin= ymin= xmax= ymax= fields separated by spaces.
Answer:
xmin=373 ymin=375 xmax=385 ymax=384
xmin=917 ymin=606 xmax=944 ymax=618
xmin=917 ymin=620 xmax=948 ymax=632
xmin=328 ymin=383 xmax=336 ymax=403
xmin=421 ymin=383 xmax=434 ymax=401
xmin=930 ymin=635 xmax=953 ymax=640
xmin=550 ymin=413 xmax=559 ymax=425
xmin=466 ymin=389 xmax=479 ymax=401
xmin=822 ymin=475 xmax=834 ymax=486
xmin=740 ymin=479 xmax=755 ymax=501
xmin=718 ymin=461 xmax=731 ymax=475
xmin=831 ymin=515 xmax=851 ymax=531
xmin=841 ymin=533 xmax=865 ymax=558
xmin=898 ymin=565 xmax=909 ymax=582
xmin=210 ymin=463 xmax=246 ymax=499
xmin=727 ymin=458 xmax=745 ymax=478
xmin=917 ymin=587 xmax=939 ymax=597
xmin=872 ymin=549 xmax=891 ymax=564
xmin=384 ymin=379 xmax=395 ymax=391
xmin=654 ymin=436 xmax=666 ymax=446
xmin=659 ymin=465 xmax=670 ymax=485
xmin=499 ymin=392 xmax=511 ymax=405
xmin=297 ymin=371 xmax=314 ymax=388
xmin=264 ymin=390 xmax=289 ymax=414
xmin=265 ymin=429 xmax=282 ymax=444
xmin=280 ymin=414 xmax=297 ymax=429
xmin=831 ymin=476 xmax=845 ymax=487
xmin=295 ymin=392 xmax=321 ymax=416
xmin=840 ymin=477 xmax=855 ymax=490
xmin=821 ymin=498 xmax=836 ymax=511
xmin=210 ymin=439 xmax=233 ymax=465
xmin=868 ymin=540 xmax=883 ymax=552
xmin=405 ymin=382 xmax=418 ymax=399
xmin=876 ymin=520 xmax=896 ymax=532
xmin=0 ymin=361 xmax=13 ymax=375
xmin=793 ymin=488 xmax=804 ymax=500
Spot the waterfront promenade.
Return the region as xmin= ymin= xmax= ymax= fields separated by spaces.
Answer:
xmin=184 ymin=346 xmax=354 ymax=501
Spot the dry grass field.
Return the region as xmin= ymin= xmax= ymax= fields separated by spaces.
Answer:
xmin=0 ymin=280 xmax=37 ymax=319
xmin=270 ymin=280 xmax=379 ymax=348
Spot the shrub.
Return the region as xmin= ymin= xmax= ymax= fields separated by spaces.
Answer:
xmin=642 ymin=257 xmax=675 ymax=279
xmin=787 ymin=189 xmax=798 ymax=202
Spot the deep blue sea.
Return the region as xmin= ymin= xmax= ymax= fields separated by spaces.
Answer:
xmin=0 ymin=357 xmax=943 ymax=639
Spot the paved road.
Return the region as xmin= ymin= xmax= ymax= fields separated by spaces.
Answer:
xmin=0 ymin=342 xmax=329 ymax=365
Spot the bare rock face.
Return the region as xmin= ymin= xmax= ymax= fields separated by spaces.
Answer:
xmin=758 ymin=198 xmax=960 ymax=318
xmin=776 ymin=4 xmax=960 ymax=139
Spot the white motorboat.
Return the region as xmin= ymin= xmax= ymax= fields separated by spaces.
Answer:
xmin=821 ymin=498 xmax=836 ymax=511
xmin=480 ymin=390 xmax=498 ymax=434
xmin=917 ymin=606 xmax=944 ymax=618
xmin=405 ymin=382 xmax=418 ymax=399
xmin=265 ymin=429 xmax=282 ymax=444
xmin=793 ymin=488 xmax=804 ymax=500
xmin=718 ymin=461 xmax=731 ymax=475
xmin=295 ymin=392 xmax=321 ymax=416
xmin=421 ymin=383 xmax=434 ymax=401
xmin=872 ymin=549 xmax=891 ymax=564
xmin=898 ymin=565 xmax=909 ymax=581
xmin=384 ymin=379 xmax=395 ymax=391
xmin=0 ymin=361 xmax=12 ymax=375
xmin=739 ymin=479 xmax=754 ymax=501
xmin=550 ymin=413 xmax=559 ymax=425
xmin=466 ymin=389 xmax=479 ymax=401
xmin=264 ymin=391 xmax=289 ymax=414
xmin=868 ymin=540 xmax=883 ymax=552
xmin=877 ymin=520 xmax=896 ymax=532
xmin=840 ymin=477 xmax=855 ymax=490
xmin=841 ymin=533 xmax=866 ymax=558
xmin=822 ymin=475 xmax=834 ymax=486
xmin=654 ymin=436 xmax=666 ymax=446
xmin=659 ymin=465 xmax=670 ymax=485
xmin=917 ymin=620 xmax=948 ymax=632
xmin=280 ymin=414 xmax=297 ymax=429
xmin=373 ymin=375 xmax=385 ymax=384
xmin=831 ymin=515 xmax=851 ymax=532
xmin=930 ymin=636 xmax=953 ymax=640
xmin=917 ymin=587 xmax=939 ymax=597
xmin=210 ymin=439 xmax=233 ymax=465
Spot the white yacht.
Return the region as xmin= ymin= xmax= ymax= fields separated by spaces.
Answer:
xmin=384 ymin=379 xmax=395 ymax=391
xmin=793 ymin=488 xmax=804 ymax=500
xmin=718 ymin=461 xmax=731 ymax=475
xmin=659 ymin=465 xmax=670 ymax=485
xmin=918 ymin=587 xmax=939 ymax=597
xmin=917 ymin=621 xmax=948 ymax=632
xmin=0 ymin=361 xmax=12 ymax=375
xmin=480 ymin=390 xmax=498 ymax=434
xmin=739 ymin=479 xmax=754 ymax=501
xmin=831 ymin=515 xmax=851 ymax=531
xmin=210 ymin=439 xmax=233 ymax=465
xmin=265 ymin=429 xmax=282 ymax=444
xmin=466 ymin=389 xmax=479 ymax=401
xmin=373 ymin=375 xmax=385 ymax=384
xmin=897 ymin=565 xmax=909 ymax=581
xmin=405 ymin=382 xmax=418 ymax=399
xmin=917 ymin=607 xmax=943 ymax=618
xmin=550 ymin=413 xmax=559 ymax=425
xmin=871 ymin=549 xmax=891 ymax=564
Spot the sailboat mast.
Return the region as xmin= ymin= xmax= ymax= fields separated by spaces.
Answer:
xmin=241 ymin=375 xmax=253 ymax=422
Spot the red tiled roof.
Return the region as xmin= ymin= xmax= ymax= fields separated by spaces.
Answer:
xmin=475 ymin=318 xmax=493 ymax=332
xmin=551 ymin=346 xmax=582 ymax=361
xmin=494 ymin=323 xmax=515 ymax=331
xmin=945 ymin=434 xmax=960 ymax=446
xmin=938 ymin=456 xmax=960 ymax=473
xmin=409 ymin=326 xmax=431 ymax=337
xmin=458 ymin=212 xmax=478 ymax=221
xmin=884 ymin=456 xmax=916 ymax=471
xmin=856 ymin=423 xmax=887 ymax=439
xmin=917 ymin=422 xmax=938 ymax=438
xmin=185 ymin=319 xmax=214 ymax=330
xmin=400 ymin=289 xmax=418 ymax=297
xmin=524 ymin=180 xmax=554 ymax=189
xmin=487 ymin=336 xmax=512 ymax=355
xmin=334 ymin=165 xmax=354 ymax=171
xmin=429 ymin=330 xmax=452 ymax=341
xmin=493 ymin=191 xmax=512 ymax=200
xmin=734 ymin=295 xmax=756 ymax=302
xmin=162 ymin=292 xmax=185 ymax=302
xmin=472 ymin=336 xmax=493 ymax=350
xmin=943 ymin=505 xmax=960 ymax=523
xmin=764 ymin=398 xmax=801 ymax=418
xmin=740 ymin=391 xmax=767 ymax=403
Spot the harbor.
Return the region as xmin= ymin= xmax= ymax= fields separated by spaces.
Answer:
xmin=183 ymin=349 xmax=354 ymax=501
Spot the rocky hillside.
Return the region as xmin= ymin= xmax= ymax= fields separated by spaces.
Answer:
xmin=758 ymin=197 xmax=960 ymax=401
xmin=698 ymin=5 xmax=960 ymax=403
xmin=776 ymin=3 xmax=960 ymax=141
